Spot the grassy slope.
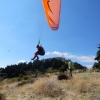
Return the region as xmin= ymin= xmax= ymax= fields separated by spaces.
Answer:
xmin=0 ymin=71 xmax=100 ymax=100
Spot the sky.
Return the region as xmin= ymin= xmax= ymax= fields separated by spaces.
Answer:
xmin=0 ymin=0 xmax=100 ymax=69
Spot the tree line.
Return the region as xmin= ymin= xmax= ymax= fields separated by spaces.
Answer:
xmin=93 ymin=45 xmax=100 ymax=70
xmin=0 ymin=57 xmax=86 ymax=78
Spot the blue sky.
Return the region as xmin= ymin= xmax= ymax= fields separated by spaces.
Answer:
xmin=0 ymin=0 xmax=100 ymax=68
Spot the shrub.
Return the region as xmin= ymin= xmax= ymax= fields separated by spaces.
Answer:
xmin=17 ymin=81 xmax=27 ymax=87
xmin=23 ymin=76 xmax=29 ymax=80
xmin=18 ymin=75 xmax=29 ymax=81
xmin=0 ymin=93 xmax=6 ymax=100
xmin=17 ymin=79 xmax=34 ymax=87
xmin=18 ymin=77 xmax=22 ymax=81
xmin=58 ymin=73 xmax=70 ymax=80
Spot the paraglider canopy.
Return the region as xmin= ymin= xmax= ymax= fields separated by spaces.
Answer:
xmin=42 ymin=0 xmax=61 ymax=30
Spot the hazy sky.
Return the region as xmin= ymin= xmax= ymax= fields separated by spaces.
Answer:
xmin=0 ymin=0 xmax=100 ymax=68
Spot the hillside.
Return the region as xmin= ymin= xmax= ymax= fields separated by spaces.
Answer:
xmin=0 ymin=71 xmax=100 ymax=100
xmin=0 ymin=57 xmax=86 ymax=78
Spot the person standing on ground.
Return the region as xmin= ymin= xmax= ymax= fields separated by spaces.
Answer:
xmin=68 ymin=59 xmax=74 ymax=77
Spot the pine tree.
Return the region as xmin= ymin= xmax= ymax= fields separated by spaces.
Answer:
xmin=93 ymin=44 xmax=100 ymax=69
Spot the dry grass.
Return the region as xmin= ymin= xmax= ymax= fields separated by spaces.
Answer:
xmin=0 ymin=71 xmax=100 ymax=100
xmin=58 ymin=72 xmax=100 ymax=100
xmin=65 ymin=78 xmax=100 ymax=94
xmin=33 ymin=79 xmax=62 ymax=97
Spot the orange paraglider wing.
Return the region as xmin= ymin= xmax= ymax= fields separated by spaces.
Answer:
xmin=42 ymin=0 xmax=61 ymax=30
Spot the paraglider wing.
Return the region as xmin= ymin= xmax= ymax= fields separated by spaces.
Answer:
xmin=42 ymin=0 xmax=61 ymax=30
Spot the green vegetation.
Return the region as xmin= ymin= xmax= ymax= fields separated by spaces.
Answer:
xmin=17 ymin=78 xmax=34 ymax=87
xmin=0 ymin=93 xmax=5 ymax=100
xmin=0 ymin=57 xmax=86 ymax=78
xmin=57 ymin=73 xmax=70 ymax=80
xmin=93 ymin=45 xmax=100 ymax=70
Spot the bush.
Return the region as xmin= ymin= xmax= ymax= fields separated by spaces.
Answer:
xmin=58 ymin=73 xmax=70 ymax=80
xmin=0 ymin=93 xmax=6 ymax=100
xmin=17 ymin=81 xmax=27 ymax=87
xmin=18 ymin=75 xmax=29 ymax=81
xmin=17 ymin=79 xmax=34 ymax=87
xmin=23 ymin=76 xmax=29 ymax=80
xmin=18 ymin=74 xmax=23 ymax=81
